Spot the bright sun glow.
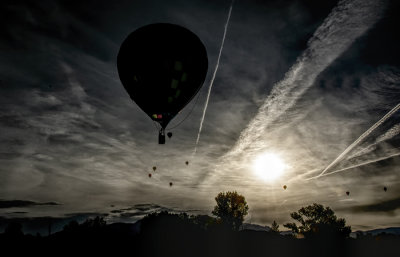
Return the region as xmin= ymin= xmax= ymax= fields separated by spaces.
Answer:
xmin=253 ymin=152 xmax=287 ymax=182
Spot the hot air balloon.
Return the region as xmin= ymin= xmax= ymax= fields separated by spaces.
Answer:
xmin=185 ymin=161 xmax=189 ymax=165
xmin=169 ymin=182 xmax=173 ymax=187
xmin=117 ymin=23 xmax=208 ymax=144
xmin=148 ymin=173 xmax=152 ymax=178
xmin=152 ymin=166 xmax=157 ymax=171
xmin=283 ymin=185 xmax=287 ymax=190
xmin=384 ymin=186 xmax=387 ymax=192
xmin=167 ymin=132 xmax=173 ymax=138
xmin=346 ymin=191 xmax=350 ymax=196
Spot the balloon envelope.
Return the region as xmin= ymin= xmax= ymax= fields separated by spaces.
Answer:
xmin=117 ymin=23 xmax=208 ymax=129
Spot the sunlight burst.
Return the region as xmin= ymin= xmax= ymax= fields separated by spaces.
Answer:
xmin=252 ymin=152 xmax=287 ymax=182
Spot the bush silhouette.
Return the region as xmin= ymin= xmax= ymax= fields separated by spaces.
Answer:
xmin=212 ymin=191 xmax=249 ymax=231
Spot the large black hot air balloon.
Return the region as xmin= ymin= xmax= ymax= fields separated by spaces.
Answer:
xmin=117 ymin=23 xmax=208 ymax=144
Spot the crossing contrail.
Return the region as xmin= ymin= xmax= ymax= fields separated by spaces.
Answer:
xmin=347 ymin=123 xmax=400 ymax=160
xmin=306 ymin=151 xmax=400 ymax=180
xmin=317 ymin=103 xmax=400 ymax=177
xmin=194 ymin=0 xmax=234 ymax=155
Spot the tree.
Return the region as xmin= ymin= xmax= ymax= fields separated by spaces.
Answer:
xmin=271 ymin=220 xmax=280 ymax=233
xmin=81 ymin=216 xmax=107 ymax=229
xmin=63 ymin=220 xmax=79 ymax=233
xmin=4 ymin=222 xmax=23 ymax=237
xmin=283 ymin=203 xmax=351 ymax=238
xmin=212 ymin=191 xmax=249 ymax=230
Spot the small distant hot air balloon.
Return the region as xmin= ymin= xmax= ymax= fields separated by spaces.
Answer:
xmin=148 ymin=173 xmax=152 ymax=178
xmin=384 ymin=186 xmax=387 ymax=192
xmin=117 ymin=23 xmax=208 ymax=144
xmin=346 ymin=191 xmax=350 ymax=196
xmin=169 ymin=182 xmax=173 ymax=187
xmin=185 ymin=161 xmax=189 ymax=165
xmin=283 ymin=185 xmax=287 ymax=190
xmin=167 ymin=132 xmax=173 ymax=138
xmin=153 ymin=166 xmax=157 ymax=171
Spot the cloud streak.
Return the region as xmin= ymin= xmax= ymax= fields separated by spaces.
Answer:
xmin=226 ymin=0 xmax=387 ymax=160
xmin=0 ymin=200 xmax=60 ymax=209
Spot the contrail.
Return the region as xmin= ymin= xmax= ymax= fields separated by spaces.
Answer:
xmin=347 ymin=123 xmax=400 ymax=160
xmin=193 ymin=0 xmax=234 ymax=155
xmin=225 ymin=0 xmax=387 ymax=158
xmin=317 ymin=103 xmax=400 ymax=177
xmin=307 ymin=151 xmax=400 ymax=180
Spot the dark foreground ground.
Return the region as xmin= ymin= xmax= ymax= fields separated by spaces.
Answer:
xmin=1 ymin=213 xmax=399 ymax=257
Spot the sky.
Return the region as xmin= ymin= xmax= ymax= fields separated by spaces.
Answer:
xmin=1 ymin=0 xmax=399 ymax=234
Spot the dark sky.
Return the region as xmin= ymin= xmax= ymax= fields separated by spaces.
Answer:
xmin=1 ymin=0 xmax=399 ymax=234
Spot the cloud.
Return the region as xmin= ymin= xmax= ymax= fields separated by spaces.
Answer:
xmin=0 ymin=212 xmax=107 ymax=235
xmin=0 ymin=200 xmax=60 ymax=209
xmin=0 ymin=0 xmax=399 ymax=231
xmin=349 ymin=197 xmax=400 ymax=214
xmin=106 ymin=203 xmax=204 ymax=224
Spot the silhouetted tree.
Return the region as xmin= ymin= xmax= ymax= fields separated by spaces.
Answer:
xmin=190 ymin=214 xmax=218 ymax=230
xmin=283 ymin=203 xmax=351 ymax=238
xmin=271 ymin=220 xmax=280 ymax=233
xmin=63 ymin=220 xmax=79 ymax=233
xmin=4 ymin=222 xmax=23 ymax=237
xmin=212 ymin=191 xmax=249 ymax=230
xmin=81 ymin=216 xmax=107 ymax=229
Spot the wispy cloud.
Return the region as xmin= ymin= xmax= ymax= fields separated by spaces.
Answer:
xmin=226 ymin=0 xmax=387 ymax=160
xmin=0 ymin=200 xmax=60 ymax=209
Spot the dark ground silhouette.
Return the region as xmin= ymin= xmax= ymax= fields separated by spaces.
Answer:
xmin=1 ymin=212 xmax=399 ymax=257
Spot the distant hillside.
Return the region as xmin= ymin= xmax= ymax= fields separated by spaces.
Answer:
xmin=240 ymin=223 xmax=270 ymax=232
xmin=353 ymin=227 xmax=400 ymax=237
xmin=241 ymin=223 xmax=293 ymax=235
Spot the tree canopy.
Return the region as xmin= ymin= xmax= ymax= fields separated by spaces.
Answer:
xmin=283 ymin=203 xmax=351 ymax=238
xmin=271 ymin=220 xmax=280 ymax=233
xmin=212 ymin=191 xmax=249 ymax=230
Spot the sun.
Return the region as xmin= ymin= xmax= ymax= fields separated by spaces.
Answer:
xmin=252 ymin=152 xmax=287 ymax=182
